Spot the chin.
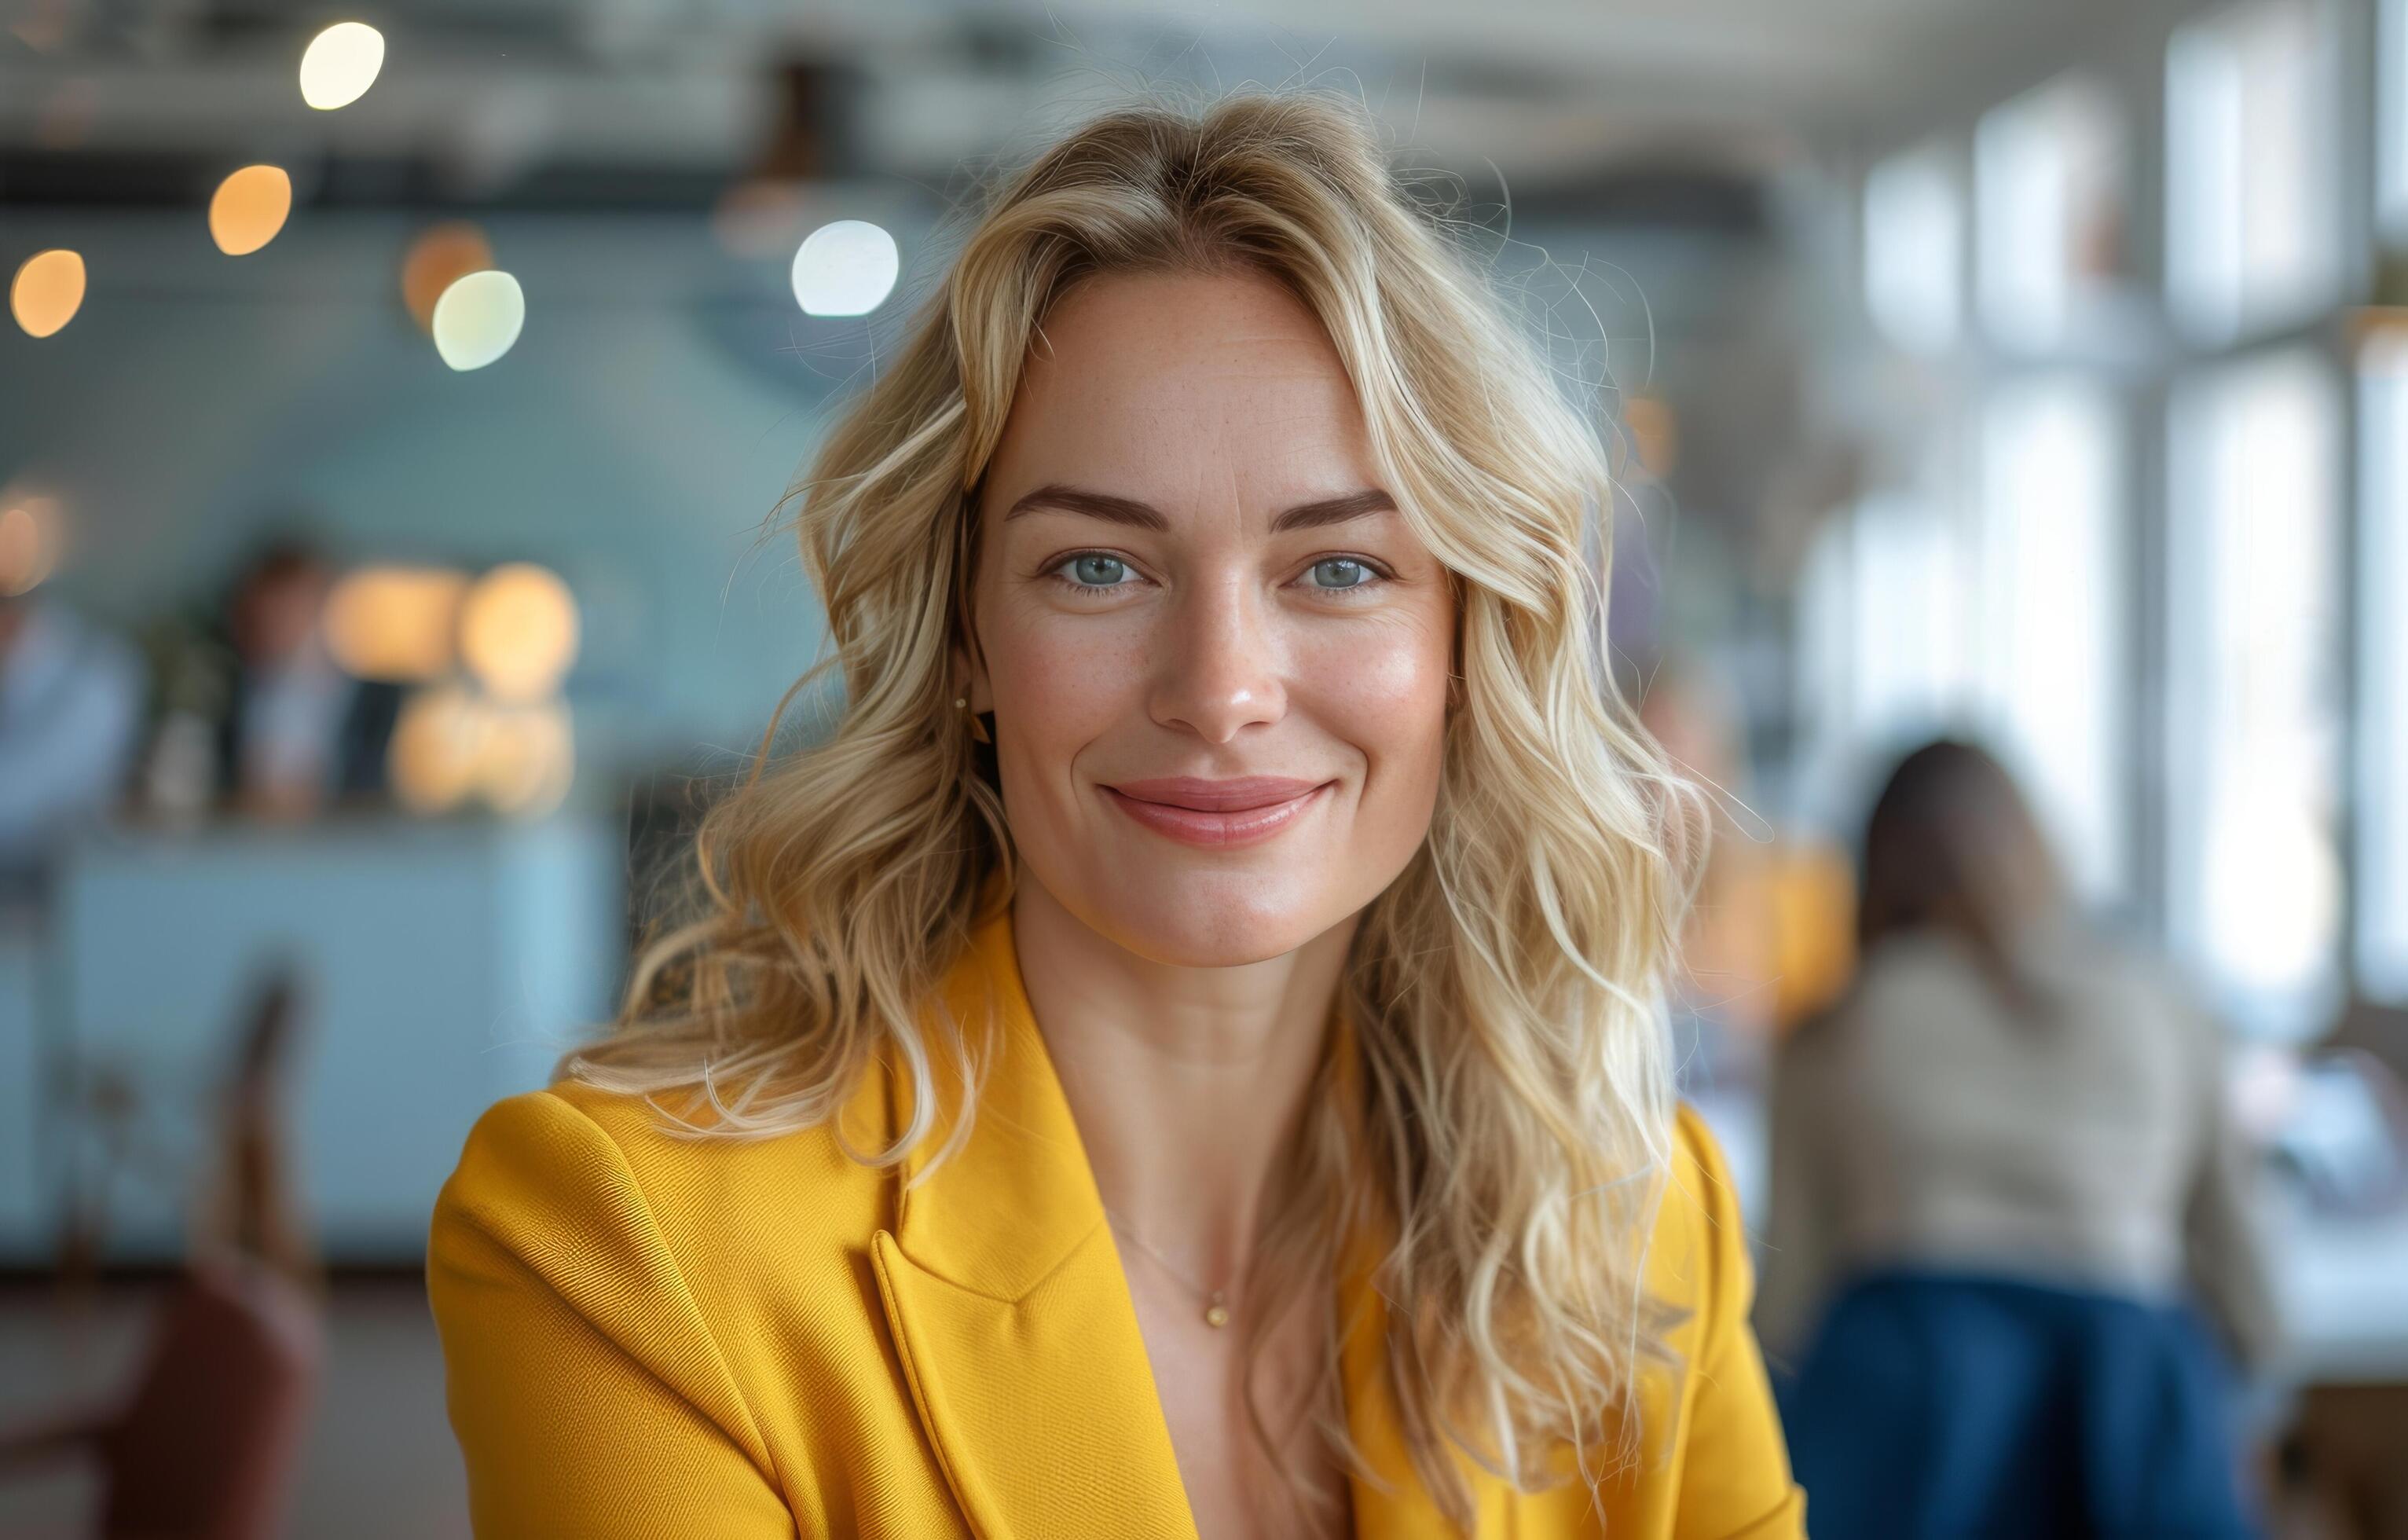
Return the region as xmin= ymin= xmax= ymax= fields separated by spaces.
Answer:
xmin=1083 ymin=867 xmax=1340 ymax=966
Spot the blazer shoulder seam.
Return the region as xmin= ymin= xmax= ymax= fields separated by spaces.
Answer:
xmin=542 ymin=1086 xmax=793 ymax=1501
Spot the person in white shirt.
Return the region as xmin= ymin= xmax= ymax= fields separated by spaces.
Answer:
xmin=0 ymin=592 xmax=145 ymax=893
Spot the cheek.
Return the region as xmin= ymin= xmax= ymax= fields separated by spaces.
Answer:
xmin=1303 ymin=614 xmax=1452 ymax=786
xmin=984 ymin=602 xmax=1140 ymax=761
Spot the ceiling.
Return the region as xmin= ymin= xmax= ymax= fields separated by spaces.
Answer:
xmin=1 ymin=0 xmax=2207 ymax=210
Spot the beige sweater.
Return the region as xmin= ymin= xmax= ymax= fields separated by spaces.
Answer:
xmin=1754 ymin=918 xmax=2278 ymax=1373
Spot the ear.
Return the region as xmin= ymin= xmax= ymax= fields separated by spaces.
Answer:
xmin=951 ymin=487 xmax=993 ymax=713
xmin=950 ymin=566 xmax=991 ymax=714
xmin=953 ymin=640 xmax=993 ymax=715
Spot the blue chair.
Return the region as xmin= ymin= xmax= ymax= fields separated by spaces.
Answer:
xmin=1779 ymin=1271 xmax=2259 ymax=1540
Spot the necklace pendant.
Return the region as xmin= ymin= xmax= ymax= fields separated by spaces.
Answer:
xmin=1203 ymin=1292 xmax=1230 ymax=1329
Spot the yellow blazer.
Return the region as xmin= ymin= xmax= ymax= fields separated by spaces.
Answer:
xmin=427 ymin=898 xmax=1807 ymax=1538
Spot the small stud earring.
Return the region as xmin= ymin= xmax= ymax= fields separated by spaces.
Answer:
xmin=955 ymin=696 xmax=992 ymax=745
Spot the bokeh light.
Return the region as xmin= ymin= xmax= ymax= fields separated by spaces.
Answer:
xmin=35 ymin=77 xmax=93 ymax=149
xmin=324 ymin=565 xmax=470 ymax=682
xmin=10 ymin=0 xmax=69 ymax=52
xmin=388 ymin=684 xmax=486 ymax=815
xmin=401 ymin=222 xmax=494 ymax=333
xmin=209 ymin=165 xmax=294 ymax=256
xmin=431 ymin=270 xmax=525 ymax=371
xmin=458 ymin=563 xmax=579 ymax=702
xmin=713 ymin=180 xmax=808 ymax=259
xmin=299 ymin=22 xmax=385 ymax=111
xmin=1625 ymin=395 xmax=1681 ymax=479
xmin=0 ymin=494 xmax=62 ymax=596
xmin=10 ymin=248 xmax=86 ymax=338
xmin=790 ymin=219 xmax=898 ymax=316
xmin=476 ymin=702 xmax=575 ymax=817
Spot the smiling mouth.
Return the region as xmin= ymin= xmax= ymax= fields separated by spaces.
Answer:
xmin=1099 ymin=777 xmax=1333 ymax=848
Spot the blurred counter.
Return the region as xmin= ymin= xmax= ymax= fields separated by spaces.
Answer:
xmin=2269 ymin=1199 xmax=2408 ymax=1384
xmin=0 ymin=814 xmax=622 ymax=1267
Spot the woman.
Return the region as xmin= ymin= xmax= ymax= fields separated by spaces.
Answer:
xmin=428 ymin=93 xmax=1804 ymax=1539
xmin=1757 ymin=739 xmax=2277 ymax=1538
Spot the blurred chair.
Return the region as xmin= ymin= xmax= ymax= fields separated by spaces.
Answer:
xmin=54 ymin=961 xmax=321 ymax=1300
xmin=2284 ymin=1384 xmax=2408 ymax=1540
xmin=1783 ymin=1270 xmax=2259 ymax=1540
xmin=0 ymin=1258 xmax=323 ymax=1539
xmin=2326 ymin=997 xmax=2408 ymax=1094
xmin=191 ymin=965 xmax=321 ymax=1294
xmin=2268 ymin=1031 xmax=2408 ymax=1218
xmin=2265 ymin=1024 xmax=2408 ymax=1540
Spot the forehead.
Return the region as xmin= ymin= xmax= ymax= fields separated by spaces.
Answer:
xmin=984 ymin=267 xmax=1379 ymax=509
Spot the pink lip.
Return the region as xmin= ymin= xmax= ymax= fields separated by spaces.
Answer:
xmin=1101 ymin=776 xmax=1333 ymax=849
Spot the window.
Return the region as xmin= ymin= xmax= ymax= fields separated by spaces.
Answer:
xmin=2359 ymin=334 xmax=2408 ymax=999
xmin=1977 ymin=75 xmax=2129 ymax=350
xmin=1865 ymin=143 xmax=1963 ymax=354
xmin=1976 ymin=379 xmax=2130 ymax=898
xmin=2167 ymin=350 xmax=2345 ymax=1038
xmin=1797 ymin=488 xmax=1976 ymax=812
xmin=2381 ymin=0 xmax=2408 ymax=236
xmin=2167 ymin=0 xmax=2344 ymax=339
xmin=1849 ymin=493 xmax=1976 ymax=740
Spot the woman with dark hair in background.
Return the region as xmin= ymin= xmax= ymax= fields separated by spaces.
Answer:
xmin=1757 ymin=738 xmax=2278 ymax=1539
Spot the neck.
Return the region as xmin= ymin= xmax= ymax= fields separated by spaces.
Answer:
xmin=1010 ymin=874 xmax=1357 ymax=1289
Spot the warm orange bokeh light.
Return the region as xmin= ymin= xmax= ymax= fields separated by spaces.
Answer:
xmin=10 ymin=248 xmax=86 ymax=338
xmin=389 ymin=686 xmax=575 ymax=818
xmin=1625 ymin=394 xmax=1682 ymax=479
xmin=477 ymin=702 xmax=576 ymax=817
xmin=324 ymin=565 xmax=471 ymax=682
xmin=711 ymin=179 xmax=808 ymax=260
xmin=388 ymin=684 xmax=488 ymax=815
xmin=458 ymin=563 xmax=579 ymax=703
xmin=210 ymin=165 xmax=295 ymax=256
xmin=0 ymin=495 xmax=62 ymax=596
xmin=1768 ymin=841 xmax=1860 ymax=1031
xmin=401 ymin=223 xmax=496 ymax=333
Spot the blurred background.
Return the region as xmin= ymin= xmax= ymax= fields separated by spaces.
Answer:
xmin=2 ymin=0 xmax=2405 ymax=1535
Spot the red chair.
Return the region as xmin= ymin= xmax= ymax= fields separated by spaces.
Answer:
xmin=0 ymin=1260 xmax=322 ymax=1539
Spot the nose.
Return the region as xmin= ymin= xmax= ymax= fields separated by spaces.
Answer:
xmin=1149 ymin=570 xmax=1286 ymax=743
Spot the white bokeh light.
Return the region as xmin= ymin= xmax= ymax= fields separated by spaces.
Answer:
xmin=431 ymin=270 xmax=525 ymax=371
xmin=790 ymin=220 xmax=899 ymax=317
xmin=299 ymin=22 xmax=386 ymax=111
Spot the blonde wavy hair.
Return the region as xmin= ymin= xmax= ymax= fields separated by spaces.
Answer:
xmin=567 ymin=89 xmax=1702 ymax=1531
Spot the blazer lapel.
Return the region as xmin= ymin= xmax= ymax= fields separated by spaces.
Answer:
xmin=871 ymin=889 xmax=1199 ymax=1540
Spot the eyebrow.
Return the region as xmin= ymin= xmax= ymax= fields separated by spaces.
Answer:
xmin=1002 ymin=483 xmax=1398 ymax=534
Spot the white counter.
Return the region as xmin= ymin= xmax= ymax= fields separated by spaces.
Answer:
xmin=0 ymin=815 xmax=623 ymax=1265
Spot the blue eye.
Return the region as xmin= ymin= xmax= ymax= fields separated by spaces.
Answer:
xmin=1310 ymin=558 xmax=1373 ymax=590
xmin=1063 ymin=554 xmax=1129 ymax=588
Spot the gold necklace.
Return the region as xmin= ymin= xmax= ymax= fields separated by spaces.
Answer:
xmin=1103 ymin=1209 xmax=1237 ymax=1329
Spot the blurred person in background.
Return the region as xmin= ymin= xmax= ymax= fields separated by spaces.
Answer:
xmin=0 ymin=587 xmax=145 ymax=898
xmin=427 ymin=94 xmax=1804 ymax=1539
xmin=213 ymin=534 xmax=400 ymax=820
xmin=1757 ymin=737 xmax=2277 ymax=1539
